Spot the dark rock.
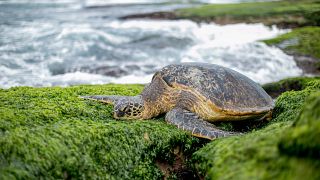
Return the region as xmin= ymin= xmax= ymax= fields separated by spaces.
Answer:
xmin=120 ymin=11 xmax=179 ymax=20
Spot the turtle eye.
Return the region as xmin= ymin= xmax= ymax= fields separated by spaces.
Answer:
xmin=121 ymin=106 xmax=128 ymax=112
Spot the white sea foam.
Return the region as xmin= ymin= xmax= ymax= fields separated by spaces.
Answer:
xmin=192 ymin=23 xmax=290 ymax=46
xmin=56 ymin=24 xmax=130 ymax=45
xmin=84 ymin=0 xmax=167 ymax=6
xmin=110 ymin=74 xmax=153 ymax=84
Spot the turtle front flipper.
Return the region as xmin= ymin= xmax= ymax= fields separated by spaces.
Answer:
xmin=165 ymin=108 xmax=239 ymax=140
xmin=80 ymin=95 xmax=125 ymax=104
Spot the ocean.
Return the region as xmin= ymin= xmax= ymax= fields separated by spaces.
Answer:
xmin=0 ymin=0 xmax=301 ymax=88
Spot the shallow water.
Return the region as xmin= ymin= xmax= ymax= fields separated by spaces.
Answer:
xmin=0 ymin=0 xmax=301 ymax=88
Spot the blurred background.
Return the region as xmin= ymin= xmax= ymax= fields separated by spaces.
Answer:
xmin=0 ymin=0 xmax=303 ymax=88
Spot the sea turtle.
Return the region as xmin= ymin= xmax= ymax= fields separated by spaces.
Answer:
xmin=81 ymin=63 xmax=274 ymax=140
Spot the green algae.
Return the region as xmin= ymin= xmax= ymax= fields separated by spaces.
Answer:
xmin=176 ymin=0 xmax=320 ymax=27
xmin=262 ymin=76 xmax=320 ymax=98
xmin=191 ymin=78 xmax=320 ymax=180
xmin=0 ymin=84 xmax=201 ymax=179
xmin=279 ymin=91 xmax=320 ymax=158
xmin=263 ymin=27 xmax=320 ymax=59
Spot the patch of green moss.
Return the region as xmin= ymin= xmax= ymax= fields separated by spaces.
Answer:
xmin=263 ymin=27 xmax=320 ymax=59
xmin=0 ymin=85 xmax=200 ymax=179
xmin=262 ymin=76 xmax=320 ymax=98
xmin=279 ymin=91 xmax=320 ymax=158
xmin=271 ymin=79 xmax=320 ymax=123
xmin=177 ymin=0 xmax=320 ymax=27
xmin=191 ymin=78 xmax=320 ymax=179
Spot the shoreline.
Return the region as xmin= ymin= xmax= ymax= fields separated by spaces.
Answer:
xmin=120 ymin=11 xmax=304 ymax=29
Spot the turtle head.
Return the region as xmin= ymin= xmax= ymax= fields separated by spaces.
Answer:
xmin=114 ymin=96 xmax=144 ymax=120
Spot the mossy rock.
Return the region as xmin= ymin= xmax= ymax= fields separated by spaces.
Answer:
xmin=176 ymin=0 xmax=320 ymax=27
xmin=191 ymin=78 xmax=320 ymax=179
xmin=279 ymin=91 xmax=320 ymax=158
xmin=0 ymin=85 xmax=201 ymax=179
xmin=304 ymin=10 xmax=320 ymax=26
xmin=262 ymin=76 xmax=320 ymax=98
xmin=1 ymin=78 xmax=319 ymax=179
xmin=263 ymin=27 xmax=320 ymax=59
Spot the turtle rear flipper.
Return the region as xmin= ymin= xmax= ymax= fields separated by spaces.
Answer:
xmin=165 ymin=108 xmax=239 ymax=140
xmin=80 ymin=95 xmax=125 ymax=104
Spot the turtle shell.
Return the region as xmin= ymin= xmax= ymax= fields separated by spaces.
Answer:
xmin=157 ymin=63 xmax=274 ymax=114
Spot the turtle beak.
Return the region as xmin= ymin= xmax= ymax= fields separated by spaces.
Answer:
xmin=114 ymin=110 xmax=124 ymax=119
xmin=113 ymin=112 xmax=118 ymax=119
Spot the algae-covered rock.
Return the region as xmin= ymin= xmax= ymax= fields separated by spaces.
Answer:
xmin=279 ymin=91 xmax=320 ymax=158
xmin=271 ymin=79 xmax=320 ymax=123
xmin=1 ymin=78 xmax=319 ymax=179
xmin=0 ymin=85 xmax=200 ymax=179
xmin=191 ymin=78 xmax=320 ymax=180
xmin=263 ymin=27 xmax=320 ymax=59
xmin=262 ymin=76 xmax=320 ymax=98
xmin=176 ymin=0 xmax=320 ymax=28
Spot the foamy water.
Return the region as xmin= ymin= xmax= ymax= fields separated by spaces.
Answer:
xmin=0 ymin=1 xmax=302 ymax=88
